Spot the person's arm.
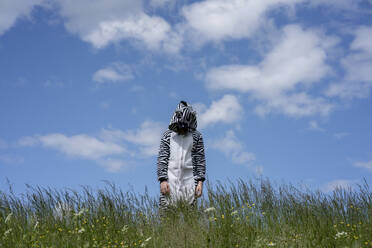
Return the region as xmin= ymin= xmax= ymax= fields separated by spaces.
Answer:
xmin=194 ymin=132 xmax=206 ymax=197
xmin=157 ymin=131 xmax=171 ymax=194
xmin=194 ymin=132 xmax=206 ymax=182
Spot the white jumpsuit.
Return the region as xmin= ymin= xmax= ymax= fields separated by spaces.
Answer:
xmin=166 ymin=132 xmax=195 ymax=205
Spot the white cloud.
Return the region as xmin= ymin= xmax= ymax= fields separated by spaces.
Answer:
xmin=0 ymin=0 xmax=44 ymax=36
xmin=354 ymin=160 xmax=372 ymax=172
xmin=123 ymin=120 xmax=164 ymax=156
xmin=55 ymin=0 xmax=182 ymax=53
xmin=350 ymin=26 xmax=372 ymax=55
xmin=322 ymin=179 xmax=355 ymax=193
xmin=254 ymin=93 xmax=333 ymax=117
xmin=18 ymin=120 xmax=164 ymax=171
xmin=19 ymin=133 xmax=127 ymax=172
xmin=99 ymin=158 xmax=126 ymax=173
xmin=326 ymin=26 xmax=372 ymax=99
xmin=206 ymin=24 xmax=336 ymax=117
xmin=308 ymin=120 xmax=325 ymax=132
xmin=182 ymin=0 xmax=302 ymax=44
xmin=93 ymin=63 xmax=133 ymax=84
xmin=38 ymin=133 xmax=125 ymax=160
xmin=211 ymin=130 xmax=256 ymax=165
xmin=196 ymin=95 xmax=243 ymax=129
xmin=334 ymin=132 xmax=350 ymax=139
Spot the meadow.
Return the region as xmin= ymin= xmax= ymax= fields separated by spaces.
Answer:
xmin=0 ymin=178 xmax=371 ymax=248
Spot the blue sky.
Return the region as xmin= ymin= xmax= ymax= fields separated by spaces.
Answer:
xmin=1 ymin=0 xmax=372 ymax=196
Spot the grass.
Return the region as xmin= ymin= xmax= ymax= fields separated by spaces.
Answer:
xmin=0 ymin=178 xmax=371 ymax=248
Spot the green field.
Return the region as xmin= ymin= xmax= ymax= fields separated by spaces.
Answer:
xmin=1 ymin=179 xmax=371 ymax=248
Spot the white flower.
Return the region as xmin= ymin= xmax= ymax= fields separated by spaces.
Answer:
xmin=268 ymin=241 xmax=276 ymax=246
xmin=78 ymin=227 xmax=85 ymax=233
xmin=204 ymin=207 xmax=216 ymax=213
xmin=335 ymin=231 xmax=348 ymax=239
xmin=74 ymin=208 xmax=88 ymax=217
xmin=231 ymin=210 xmax=238 ymax=216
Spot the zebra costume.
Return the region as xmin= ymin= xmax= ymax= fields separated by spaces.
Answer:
xmin=157 ymin=101 xmax=206 ymax=208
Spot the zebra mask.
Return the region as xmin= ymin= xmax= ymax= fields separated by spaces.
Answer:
xmin=168 ymin=101 xmax=197 ymax=134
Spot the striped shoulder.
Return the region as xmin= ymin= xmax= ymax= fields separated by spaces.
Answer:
xmin=161 ymin=130 xmax=172 ymax=139
xmin=191 ymin=130 xmax=203 ymax=140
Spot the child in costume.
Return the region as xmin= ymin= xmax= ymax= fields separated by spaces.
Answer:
xmin=157 ymin=101 xmax=206 ymax=209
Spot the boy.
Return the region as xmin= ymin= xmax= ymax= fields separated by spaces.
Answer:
xmin=157 ymin=101 xmax=206 ymax=209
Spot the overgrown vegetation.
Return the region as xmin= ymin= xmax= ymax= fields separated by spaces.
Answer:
xmin=0 ymin=179 xmax=371 ymax=247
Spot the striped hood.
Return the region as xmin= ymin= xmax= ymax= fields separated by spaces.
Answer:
xmin=169 ymin=101 xmax=197 ymax=132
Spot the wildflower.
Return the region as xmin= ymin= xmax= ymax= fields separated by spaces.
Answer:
xmin=204 ymin=207 xmax=216 ymax=213
xmin=231 ymin=210 xmax=238 ymax=216
xmin=221 ymin=214 xmax=224 ymax=219
xmin=335 ymin=231 xmax=347 ymax=239
xmin=74 ymin=208 xmax=88 ymax=218
xmin=5 ymin=213 xmax=12 ymax=223
xmin=78 ymin=227 xmax=85 ymax=233
xmin=268 ymin=241 xmax=276 ymax=246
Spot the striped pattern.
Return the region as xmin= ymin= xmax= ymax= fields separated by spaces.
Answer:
xmin=157 ymin=130 xmax=206 ymax=183
xmin=168 ymin=101 xmax=197 ymax=132
xmin=191 ymin=130 xmax=206 ymax=182
xmin=157 ymin=130 xmax=172 ymax=182
xmin=157 ymin=130 xmax=206 ymax=209
xmin=157 ymin=101 xmax=206 ymax=209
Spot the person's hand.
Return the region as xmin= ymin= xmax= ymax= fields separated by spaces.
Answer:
xmin=195 ymin=181 xmax=203 ymax=198
xmin=160 ymin=181 xmax=170 ymax=195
